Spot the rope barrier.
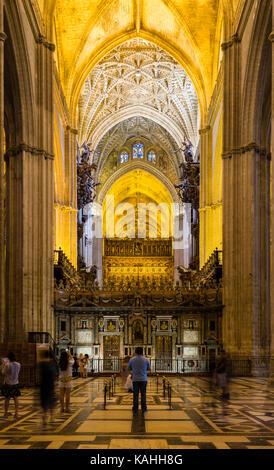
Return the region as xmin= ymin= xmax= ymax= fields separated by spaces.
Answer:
xmin=104 ymin=374 xmax=171 ymax=410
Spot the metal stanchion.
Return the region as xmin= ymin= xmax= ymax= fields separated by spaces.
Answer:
xmin=104 ymin=381 xmax=107 ymax=409
xmin=168 ymin=381 xmax=172 ymax=410
xmin=111 ymin=376 xmax=113 ymax=397
xmin=111 ymin=375 xmax=115 ymax=397
xmin=163 ymin=377 xmax=166 ymax=398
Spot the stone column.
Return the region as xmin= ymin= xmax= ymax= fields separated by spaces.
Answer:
xmin=221 ymin=34 xmax=243 ymax=357
xmin=269 ymin=16 xmax=274 ymax=381
xmin=5 ymin=34 xmax=55 ymax=342
xmin=144 ymin=325 xmax=147 ymax=345
xmin=65 ymin=126 xmax=78 ymax=267
xmin=0 ymin=1 xmax=6 ymax=342
xmin=222 ymin=32 xmax=270 ymax=371
xmin=95 ymin=315 xmax=99 ymax=344
xmin=148 ymin=316 xmax=151 ymax=344
xmin=36 ymin=35 xmax=55 ymax=338
xmin=173 ymin=205 xmax=191 ymax=276
xmin=199 ymin=125 xmax=211 ymax=267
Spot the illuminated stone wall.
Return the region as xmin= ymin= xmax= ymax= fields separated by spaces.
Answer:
xmin=200 ymin=67 xmax=223 ymax=267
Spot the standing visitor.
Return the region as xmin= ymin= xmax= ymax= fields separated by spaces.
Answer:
xmin=83 ymin=354 xmax=90 ymax=378
xmin=39 ymin=350 xmax=57 ymax=425
xmin=73 ymin=356 xmax=79 ymax=377
xmin=121 ymin=355 xmax=130 ymax=387
xmin=58 ymin=351 xmax=74 ymax=412
xmin=216 ymin=350 xmax=230 ymax=399
xmin=128 ymin=347 xmax=151 ymax=414
xmin=78 ymin=353 xmax=84 ymax=378
xmin=0 ymin=352 xmax=21 ymax=419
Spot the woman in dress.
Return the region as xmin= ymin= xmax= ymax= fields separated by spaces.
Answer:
xmin=58 ymin=351 xmax=74 ymax=413
xmin=0 ymin=352 xmax=21 ymax=419
xmin=78 ymin=353 xmax=84 ymax=378
xmin=82 ymin=354 xmax=90 ymax=378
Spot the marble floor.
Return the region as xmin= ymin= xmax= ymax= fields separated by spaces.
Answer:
xmin=1 ymin=375 xmax=274 ymax=449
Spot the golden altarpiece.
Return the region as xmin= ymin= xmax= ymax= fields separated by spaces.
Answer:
xmin=53 ymin=93 xmax=223 ymax=373
xmin=54 ymin=239 xmax=223 ymax=373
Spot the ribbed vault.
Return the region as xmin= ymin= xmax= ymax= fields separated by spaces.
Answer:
xmin=94 ymin=116 xmax=181 ymax=181
xmin=78 ymin=38 xmax=200 ymax=152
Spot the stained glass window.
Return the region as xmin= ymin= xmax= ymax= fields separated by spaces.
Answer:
xmin=133 ymin=142 xmax=144 ymax=159
xmin=148 ymin=151 xmax=156 ymax=163
xmin=120 ymin=151 xmax=129 ymax=163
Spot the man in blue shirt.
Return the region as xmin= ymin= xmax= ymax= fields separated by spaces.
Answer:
xmin=128 ymin=347 xmax=151 ymax=413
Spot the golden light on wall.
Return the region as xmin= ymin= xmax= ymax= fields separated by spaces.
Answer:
xmin=102 ymin=169 xmax=174 ymax=239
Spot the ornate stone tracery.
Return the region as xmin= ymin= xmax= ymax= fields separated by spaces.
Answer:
xmin=78 ymin=38 xmax=200 ymax=151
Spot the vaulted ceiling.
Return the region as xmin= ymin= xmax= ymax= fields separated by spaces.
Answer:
xmin=94 ymin=116 xmax=180 ymax=182
xmin=37 ymin=0 xmax=241 ymax=118
xmin=78 ymin=38 xmax=200 ymax=149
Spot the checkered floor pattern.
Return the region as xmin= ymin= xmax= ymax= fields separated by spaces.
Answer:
xmin=1 ymin=376 xmax=274 ymax=449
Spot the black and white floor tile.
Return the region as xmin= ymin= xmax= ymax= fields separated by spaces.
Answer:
xmin=0 ymin=376 xmax=274 ymax=449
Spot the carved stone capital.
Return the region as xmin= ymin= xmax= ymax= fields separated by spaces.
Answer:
xmin=268 ymin=32 xmax=274 ymax=43
xmin=199 ymin=125 xmax=211 ymax=135
xmin=222 ymin=142 xmax=267 ymax=159
xmin=37 ymin=34 xmax=55 ymax=52
xmin=55 ymin=203 xmax=78 ymax=213
xmin=5 ymin=143 xmax=54 ymax=160
xmin=0 ymin=32 xmax=7 ymax=42
xmin=221 ymin=34 xmax=241 ymax=51
xmin=66 ymin=125 xmax=78 ymax=135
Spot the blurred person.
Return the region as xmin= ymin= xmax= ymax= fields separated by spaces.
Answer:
xmin=83 ymin=354 xmax=90 ymax=378
xmin=39 ymin=349 xmax=57 ymax=425
xmin=0 ymin=352 xmax=21 ymax=419
xmin=121 ymin=356 xmax=130 ymax=386
xmin=58 ymin=351 xmax=74 ymax=412
xmin=216 ymin=350 xmax=230 ymax=399
xmin=128 ymin=347 xmax=151 ymax=414
xmin=78 ymin=353 xmax=84 ymax=378
xmin=73 ymin=355 xmax=79 ymax=377
xmin=124 ymin=373 xmax=133 ymax=393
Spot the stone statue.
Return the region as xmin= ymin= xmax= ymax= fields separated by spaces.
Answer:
xmin=77 ymin=141 xmax=101 ymax=209
xmin=182 ymin=136 xmax=194 ymax=162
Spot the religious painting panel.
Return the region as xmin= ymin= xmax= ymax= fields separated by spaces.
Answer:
xmin=103 ymin=335 xmax=120 ymax=371
xmin=132 ymin=319 xmax=144 ymax=344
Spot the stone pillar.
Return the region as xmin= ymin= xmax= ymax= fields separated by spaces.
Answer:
xmin=36 ymin=35 xmax=55 ymax=338
xmin=222 ymin=34 xmax=242 ymax=357
xmin=65 ymin=126 xmax=78 ymax=267
xmin=95 ymin=315 xmax=99 ymax=344
xmin=222 ymin=32 xmax=270 ymax=371
xmin=148 ymin=316 xmax=151 ymax=344
xmin=269 ymin=16 xmax=274 ymax=381
xmin=0 ymin=1 xmax=6 ymax=342
xmin=199 ymin=125 xmax=211 ymax=267
xmin=173 ymin=205 xmax=191 ymax=276
xmin=124 ymin=316 xmax=128 ymax=345
xmin=172 ymin=333 xmax=176 ymax=362
xmin=128 ymin=324 xmax=132 ymax=345
xmin=5 ymin=34 xmax=55 ymax=342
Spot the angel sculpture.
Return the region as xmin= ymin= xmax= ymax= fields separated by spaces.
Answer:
xmin=174 ymin=136 xmax=194 ymax=162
